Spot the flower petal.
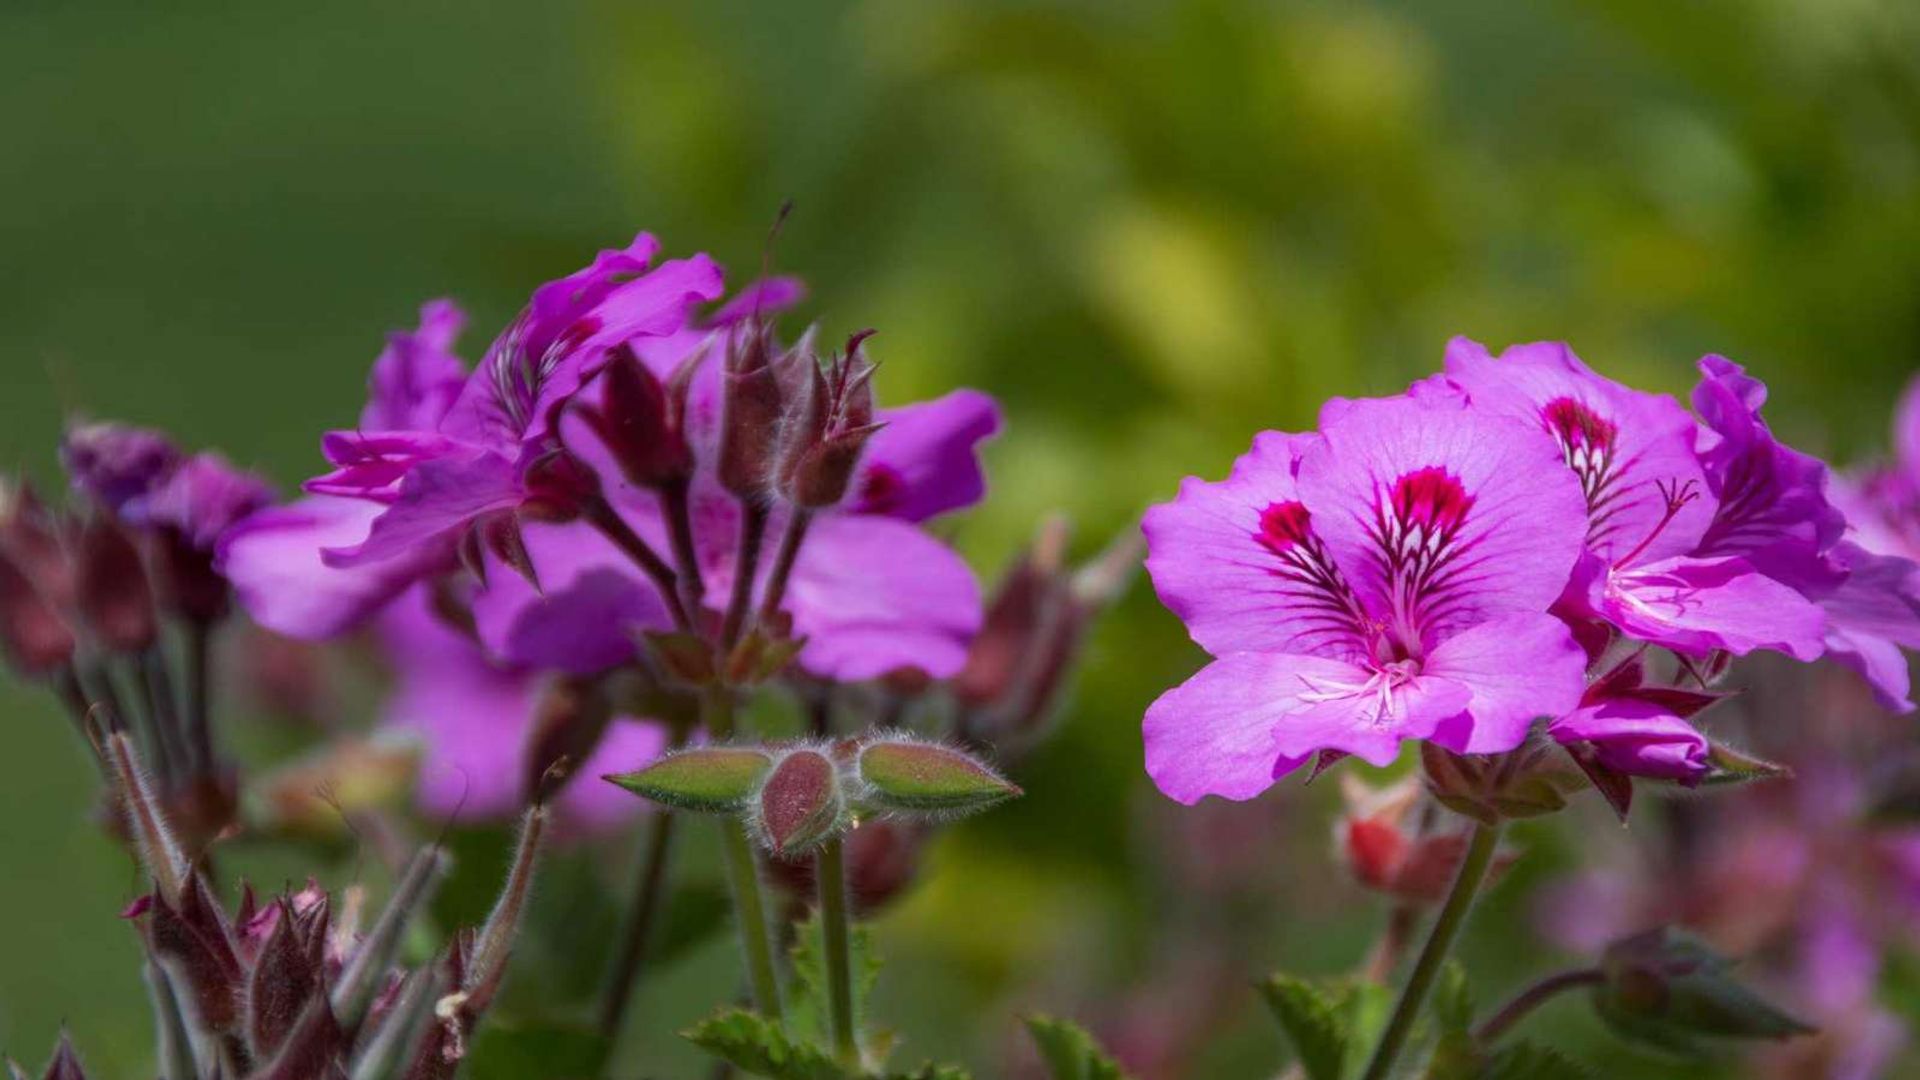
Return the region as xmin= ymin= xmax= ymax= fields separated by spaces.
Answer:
xmin=1590 ymin=552 xmax=1827 ymax=659
xmin=469 ymin=518 xmax=673 ymax=675
xmin=218 ymin=496 xmax=452 ymax=639
xmin=842 ymin=389 xmax=1002 ymax=521
xmin=1421 ymin=613 xmax=1588 ymax=755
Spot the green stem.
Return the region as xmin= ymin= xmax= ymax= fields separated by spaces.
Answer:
xmin=596 ymin=810 xmax=679 ymax=1038
xmin=1472 ymin=967 xmax=1603 ymax=1046
xmin=703 ymin=684 xmax=781 ymax=1019
xmin=1360 ymin=821 xmax=1503 ymax=1080
xmin=818 ymin=836 xmax=859 ymax=1068
xmin=721 ymin=818 xmax=783 ymax=1020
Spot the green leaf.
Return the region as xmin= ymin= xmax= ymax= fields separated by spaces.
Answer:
xmin=683 ymin=1008 xmax=851 ymax=1080
xmin=1023 ymin=1015 xmax=1131 ymax=1080
xmin=1257 ymin=975 xmax=1348 ymax=1080
xmin=605 ymin=747 xmax=774 ymax=813
xmin=467 ymin=1020 xmax=612 ymax=1080
xmin=1480 ymin=1040 xmax=1591 ymax=1080
xmin=856 ymin=739 xmax=1022 ymax=815
xmin=883 ymin=1066 xmax=973 ymax=1080
xmin=1423 ymin=962 xmax=1480 ymax=1080
xmin=787 ymin=910 xmax=884 ymax=1057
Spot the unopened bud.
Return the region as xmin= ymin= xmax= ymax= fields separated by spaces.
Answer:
xmin=463 ymin=803 xmax=547 ymax=1016
xmin=35 ymin=1033 xmax=89 ymax=1080
xmin=75 ymin=515 xmax=156 ymax=652
xmin=855 ymin=738 xmax=1021 ymax=816
xmin=0 ymin=549 xmax=74 ymax=677
xmin=719 ymin=321 xmax=786 ymax=500
xmin=954 ymin=517 xmax=1070 ymax=709
xmin=1593 ymin=928 xmax=1815 ymax=1053
xmin=0 ymin=483 xmax=76 ymax=611
xmin=774 ymin=334 xmax=883 ymax=508
xmin=571 ymin=345 xmax=693 ymax=490
xmin=754 ymin=748 xmax=846 ymax=857
xmin=1420 ymin=741 xmax=1579 ymax=826
xmin=604 ymin=746 xmax=774 ymax=813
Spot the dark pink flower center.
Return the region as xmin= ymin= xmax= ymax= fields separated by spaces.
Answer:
xmin=1542 ymin=397 xmax=1618 ymax=495
xmin=1256 ymin=500 xmax=1314 ymax=556
xmin=1389 ymin=467 xmax=1475 ymax=535
xmin=1369 ymin=468 xmax=1477 ymax=661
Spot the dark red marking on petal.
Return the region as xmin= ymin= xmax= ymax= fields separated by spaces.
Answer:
xmin=1389 ymin=468 xmax=1475 ymax=534
xmin=854 ymin=463 xmax=906 ymax=514
xmin=1255 ymin=500 xmax=1313 ymax=556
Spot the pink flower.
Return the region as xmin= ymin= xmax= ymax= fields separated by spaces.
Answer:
xmin=1141 ymin=392 xmax=1590 ymax=803
xmin=1432 ymin=339 xmax=1825 ymax=661
xmin=471 ymin=323 xmax=999 ymax=682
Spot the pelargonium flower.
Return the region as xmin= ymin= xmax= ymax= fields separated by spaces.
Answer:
xmin=317 ymin=233 xmax=721 ymax=567
xmin=378 ymin=585 xmax=667 ymax=831
xmin=1692 ymin=356 xmax=1920 ymax=711
xmin=221 ymin=300 xmax=473 ymax=638
xmin=1430 ymin=339 xmax=1825 ymax=661
xmin=471 ymin=311 xmax=999 ymax=681
xmin=1141 ymin=393 xmax=1591 ymax=804
xmin=1548 ymin=652 xmax=1713 ymax=783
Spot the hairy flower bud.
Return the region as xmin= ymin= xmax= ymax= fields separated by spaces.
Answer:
xmin=754 ymin=747 xmax=846 ymax=857
xmin=719 ymin=321 xmax=787 ymax=501
xmin=605 ymin=747 xmax=774 ymax=813
xmin=855 ymin=737 xmax=1021 ymax=816
xmin=75 ymin=514 xmax=157 ymax=653
xmin=571 ymin=345 xmax=695 ymax=490
xmin=774 ymin=332 xmax=883 ymax=508
xmin=1593 ymin=928 xmax=1815 ymax=1053
xmin=1335 ymin=775 xmax=1514 ymax=904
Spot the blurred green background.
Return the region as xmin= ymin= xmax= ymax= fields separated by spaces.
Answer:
xmin=4 ymin=0 xmax=1920 ymax=1075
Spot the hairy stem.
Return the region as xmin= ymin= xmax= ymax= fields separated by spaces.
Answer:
xmin=1473 ymin=967 xmax=1604 ymax=1046
xmin=1359 ymin=821 xmax=1503 ymax=1080
xmin=703 ymin=685 xmax=781 ymax=1019
xmin=756 ymin=510 xmax=812 ymax=625
xmin=720 ymin=502 xmax=769 ymax=651
xmin=662 ymin=478 xmax=706 ymax=617
xmin=818 ymin=836 xmax=860 ymax=1067
xmin=585 ymin=495 xmax=692 ymax=631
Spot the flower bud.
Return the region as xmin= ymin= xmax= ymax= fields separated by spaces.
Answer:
xmin=1335 ymin=774 xmax=1515 ymax=904
xmin=604 ymin=746 xmax=774 ymax=813
xmin=753 ymin=747 xmax=846 ymax=857
xmin=0 ymin=548 xmax=75 ymax=677
xmin=855 ymin=737 xmax=1021 ymax=816
xmin=774 ymin=333 xmax=884 ymax=509
xmin=571 ymin=345 xmax=694 ymax=490
xmin=1593 ymin=928 xmax=1815 ymax=1053
xmin=1420 ymin=741 xmax=1581 ymax=826
xmin=954 ymin=517 xmax=1070 ymax=710
xmin=0 ymin=483 xmax=77 ymax=611
xmin=719 ymin=321 xmax=787 ymax=501
xmin=27 ymin=1033 xmax=89 ymax=1080
xmin=74 ymin=514 xmax=157 ymax=652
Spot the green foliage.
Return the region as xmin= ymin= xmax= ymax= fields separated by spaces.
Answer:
xmin=683 ymin=1008 xmax=849 ymax=1080
xmin=1593 ymin=929 xmax=1815 ymax=1056
xmin=1023 ymin=1015 xmax=1132 ymax=1080
xmin=1260 ymin=975 xmax=1351 ymax=1080
xmin=1423 ymin=962 xmax=1480 ymax=1079
xmin=467 ymin=1021 xmax=612 ymax=1080
xmin=1480 ymin=1041 xmax=1592 ymax=1080
xmin=787 ymin=910 xmax=886 ymax=1058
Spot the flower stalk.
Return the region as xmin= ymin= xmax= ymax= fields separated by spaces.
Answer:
xmin=1360 ymin=820 xmax=1503 ymax=1080
xmin=817 ymin=835 xmax=860 ymax=1068
xmin=1472 ymin=966 xmax=1604 ymax=1045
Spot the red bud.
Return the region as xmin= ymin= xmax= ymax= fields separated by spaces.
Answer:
xmin=75 ymin=514 xmax=156 ymax=652
xmin=755 ymin=748 xmax=845 ymax=857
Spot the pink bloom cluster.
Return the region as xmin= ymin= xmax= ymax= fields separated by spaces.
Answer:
xmin=216 ymin=232 xmax=1000 ymax=828
xmin=1143 ymin=340 xmax=1920 ymax=804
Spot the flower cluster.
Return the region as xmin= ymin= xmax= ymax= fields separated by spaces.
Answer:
xmin=1142 ymin=339 xmax=1920 ymax=810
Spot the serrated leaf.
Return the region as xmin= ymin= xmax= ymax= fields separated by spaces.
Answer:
xmin=1023 ymin=1015 xmax=1131 ymax=1080
xmin=788 ymin=911 xmax=884 ymax=1058
xmin=683 ymin=1008 xmax=850 ymax=1080
xmin=1258 ymin=976 xmax=1348 ymax=1080
xmin=605 ymin=747 xmax=773 ymax=813
xmin=1481 ymin=1040 xmax=1591 ymax=1080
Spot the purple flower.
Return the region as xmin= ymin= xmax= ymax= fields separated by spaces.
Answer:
xmin=1431 ymin=339 xmax=1825 ymax=661
xmin=61 ymin=422 xmax=183 ymax=511
xmin=1548 ymin=654 xmax=1713 ymax=782
xmin=1693 ymin=356 xmax=1920 ymax=710
xmin=472 ymin=323 xmax=999 ymax=681
xmin=378 ymin=585 xmax=668 ymax=832
xmin=221 ymin=300 xmax=474 ymax=638
xmin=314 ymin=234 xmax=722 ymax=571
xmin=1141 ymin=392 xmax=1591 ymax=804
xmin=129 ymin=453 xmax=276 ymax=551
